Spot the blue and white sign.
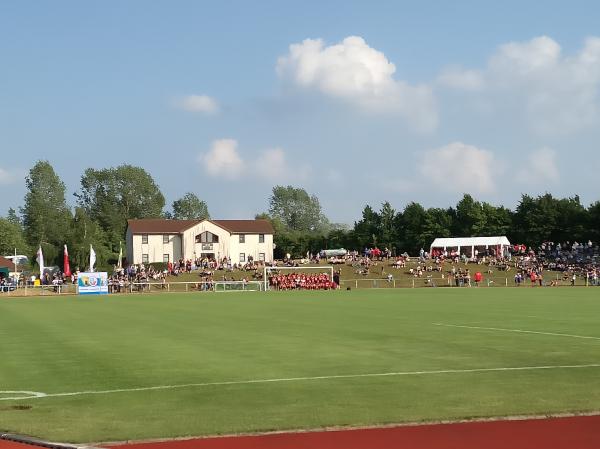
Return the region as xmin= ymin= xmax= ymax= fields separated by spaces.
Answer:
xmin=77 ymin=272 xmax=109 ymax=295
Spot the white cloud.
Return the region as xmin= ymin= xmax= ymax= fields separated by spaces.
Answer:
xmin=516 ymin=147 xmax=560 ymax=185
xmin=277 ymin=36 xmax=437 ymax=132
xmin=177 ymin=95 xmax=219 ymax=114
xmin=440 ymin=36 xmax=600 ymax=134
xmin=419 ymin=142 xmax=497 ymax=194
xmin=199 ymin=139 xmax=243 ymax=179
xmin=200 ymin=141 xmax=309 ymax=182
xmin=0 ymin=167 xmax=18 ymax=185
xmin=437 ymin=66 xmax=485 ymax=91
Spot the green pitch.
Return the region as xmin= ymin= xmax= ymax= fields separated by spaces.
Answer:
xmin=1 ymin=288 xmax=599 ymax=443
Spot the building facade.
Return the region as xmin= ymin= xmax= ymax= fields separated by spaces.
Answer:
xmin=125 ymin=219 xmax=275 ymax=266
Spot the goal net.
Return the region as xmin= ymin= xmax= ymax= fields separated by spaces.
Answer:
xmin=213 ymin=281 xmax=264 ymax=292
xmin=263 ymin=265 xmax=335 ymax=291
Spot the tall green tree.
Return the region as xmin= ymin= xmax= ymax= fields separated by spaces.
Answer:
xmin=0 ymin=217 xmax=30 ymax=256
xmin=379 ymin=201 xmax=397 ymax=249
xmin=400 ymin=202 xmax=428 ymax=253
xmin=353 ymin=205 xmax=381 ymax=247
xmin=172 ymin=193 xmax=210 ymax=220
xmin=512 ymin=194 xmax=559 ymax=245
xmin=454 ymin=194 xmax=487 ymax=236
xmin=268 ymin=185 xmax=329 ymax=233
xmin=76 ymin=165 xmax=165 ymax=250
xmin=21 ymin=161 xmax=71 ymax=262
xmin=66 ymin=207 xmax=111 ymax=271
xmin=589 ymin=201 xmax=600 ymax=243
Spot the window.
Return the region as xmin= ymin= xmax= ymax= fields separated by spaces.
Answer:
xmin=142 ymin=234 xmax=148 ymax=244
xmin=163 ymin=254 xmax=169 ymax=263
xmin=142 ymin=254 xmax=149 ymax=263
xmin=259 ymin=253 xmax=265 ymax=262
xmin=239 ymin=234 xmax=245 ymax=243
xmin=259 ymin=234 xmax=265 ymax=243
xmin=196 ymin=231 xmax=219 ymax=243
xmin=239 ymin=253 xmax=246 ymax=263
xmin=163 ymin=234 xmax=169 ymax=244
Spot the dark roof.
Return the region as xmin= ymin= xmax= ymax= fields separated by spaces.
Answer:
xmin=0 ymin=256 xmax=13 ymax=268
xmin=127 ymin=219 xmax=274 ymax=235
xmin=211 ymin=219 xmax=274 ymax=234
xmin=127 ymin=219 xmax=200 ymax=234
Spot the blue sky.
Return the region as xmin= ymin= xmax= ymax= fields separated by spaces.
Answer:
xmin=1 ymin=1 xmax=599 ymax=223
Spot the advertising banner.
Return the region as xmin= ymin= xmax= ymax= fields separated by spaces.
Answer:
xmin=77 ymin=272 xmax=109 ymax=295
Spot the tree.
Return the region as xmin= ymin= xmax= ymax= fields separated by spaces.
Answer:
xmin=399 ymin=202 xmax=428 ymax=254
xmin=21 ymin=161 xmax=71 ymax=262
xmin=76 ymin=165 xmax=165 ymax=250
xmin=353 ymin=205 xmax=381 ymax=247
xmin=454 ymin=194 xmax=487 ymax=236
xmin=379 ymin=202 xmax=397 ymax=249
xmin=66 ymin=207 xmax=111 ymax=271
xmin=172 ymin=193 xmax=210 ymax=220
xmin=589 ymin=201 xmax=600 ymax=243
xmin=268 ymin=186 xmax=329 ymax=233
xmin=0 ymin=217 xmax=30 ymax=256
xmin=421 ymin=207 xmax=453 ymax=245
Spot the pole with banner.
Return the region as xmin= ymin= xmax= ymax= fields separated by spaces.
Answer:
xmin=36 ymin=245 xmax=44 ymax=280
xmin=90 ymin=244 xmax=96 ymax=272
xmin=64 ymin=244 xmax=72 ymax=278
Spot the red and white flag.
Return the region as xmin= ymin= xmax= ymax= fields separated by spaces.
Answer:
xmin=63 ymin=244 xmax=72 ymax=277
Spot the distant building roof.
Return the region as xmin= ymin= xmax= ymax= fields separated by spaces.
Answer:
xmin=211 ymin=219 xmax=274 ymax=234
xmin=127 ymin=219 xmax=201 ymax=234
xmin=0 ymin=256 xmax=14 ymax=268
xmin=127 ymin=219 xmax=274 ymax=235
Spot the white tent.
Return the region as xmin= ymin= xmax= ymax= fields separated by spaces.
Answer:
xmin=430 ymin=236 xmax=511 ymax=258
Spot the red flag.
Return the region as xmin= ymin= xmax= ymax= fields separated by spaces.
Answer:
xmin=63 ymin=244 xmax=72 ymax=277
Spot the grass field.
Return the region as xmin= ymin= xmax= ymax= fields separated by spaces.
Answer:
xmin=1 ymin=288 xmax=600 ymax=443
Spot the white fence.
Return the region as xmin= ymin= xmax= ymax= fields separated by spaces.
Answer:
xmin=0 ymin=276 xmax=594 ymax=297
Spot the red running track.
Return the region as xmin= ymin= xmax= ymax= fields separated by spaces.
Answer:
xmin=104 ymin=415 xmax=600 ymax=449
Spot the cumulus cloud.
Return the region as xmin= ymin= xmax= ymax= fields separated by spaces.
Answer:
xmin=176 ymin=94 xmax=219 ymax=114
xmin=439 ymin=36 xmax=600 ymax=134
xmin=277 ymin=36 xmax=437 ymax=132
xmin=199 ymin=139 xmax=243 ymax=179
xmin=516 ymin=147 xmax=560 ymax=185
xmin=419 ymin=142 xmax=497 ymax=194
xmin=436 ymin=66 xmax=485 ymax=91
xmin=200 ymin=141 xmax=309 ymax=182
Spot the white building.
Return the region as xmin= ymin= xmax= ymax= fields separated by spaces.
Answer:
xmin=125 ymin=219 xmax=275 ymax=265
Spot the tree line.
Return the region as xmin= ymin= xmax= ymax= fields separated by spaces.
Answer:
xmin=1 ymin=160 xmax=599 ymax=268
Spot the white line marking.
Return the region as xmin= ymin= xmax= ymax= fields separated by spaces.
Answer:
xmin=432 ymin=323 xmax=600 ymax=341
xmin=0 ymin=391 xmax=47 ymax=400
xmin=2 ymin=364 xmax=600 ymax=401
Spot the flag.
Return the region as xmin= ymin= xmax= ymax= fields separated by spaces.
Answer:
xmin=36 ymin=245 xmax=44 ymax=279
xmin=63 ymin=244 xmax=72 ymax=277
xmin=90 ymin=244 xmax=96 ymax=272
xmin=117 ymin=241 xmax=123 ymax=270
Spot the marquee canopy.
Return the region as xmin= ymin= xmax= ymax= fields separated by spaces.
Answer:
xmin=430 ymin=236 xmax=511 ymax=250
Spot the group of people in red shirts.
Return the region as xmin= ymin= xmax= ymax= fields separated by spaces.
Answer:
xmin=269 ymin=273 xmax=337 ymax=290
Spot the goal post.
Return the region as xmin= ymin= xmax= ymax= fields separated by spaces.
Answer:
xmin=213 ymin=281 xmax=264 ymax=292
xmin=263 ymin=265 xmax=335 ymax=291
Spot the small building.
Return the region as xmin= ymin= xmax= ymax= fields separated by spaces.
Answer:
xmin=125 ymin=219 xmax=275 ymax=266
xmin=0 ymin=256 xmax=12 ymax=279
xmin=429 ymin=236 xmax=511 ymax=258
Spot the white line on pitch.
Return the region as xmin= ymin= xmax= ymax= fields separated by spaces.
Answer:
xmin=3 ymin=363 xmax=600 ymax=401
xmin=432 ymin=323 xmax=600 ymax=341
